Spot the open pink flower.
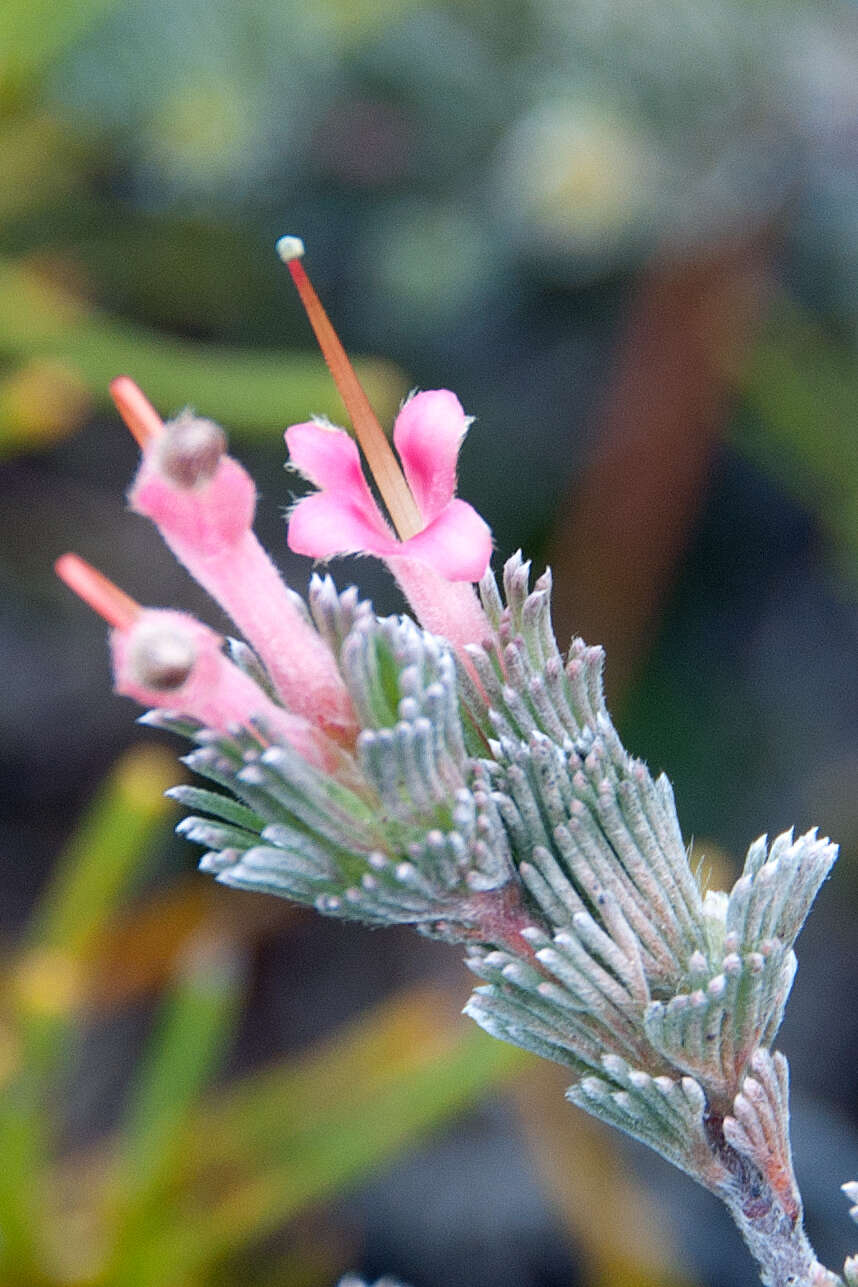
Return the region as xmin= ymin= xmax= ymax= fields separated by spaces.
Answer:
xmin=285 ymin=390 xmax=492 ymax=582
xmin=278 ymin=235 xmax=492 ymax=651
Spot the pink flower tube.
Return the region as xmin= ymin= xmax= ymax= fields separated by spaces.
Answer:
xmin=55 ymin=554 xmax=341 ymax=773
xmin=113 ymin=377 xmax=356 ymax=742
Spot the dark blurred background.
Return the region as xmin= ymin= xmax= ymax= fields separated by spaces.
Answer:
xmin=2 ymin=0 xmax=858 ymax=1284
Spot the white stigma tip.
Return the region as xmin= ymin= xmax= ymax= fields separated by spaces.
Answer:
xmin=276 ymin=235 xmax=305 ymax=262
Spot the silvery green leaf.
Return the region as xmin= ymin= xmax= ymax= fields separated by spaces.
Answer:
xmin=644 ymin=944 xmax=795 ymax=1106
xmin=567 ymin=1056 xmax=723 ymax=1186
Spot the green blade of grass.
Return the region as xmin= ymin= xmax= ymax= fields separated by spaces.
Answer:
xmin=103 ymin=940 xmax=243 ymax=1287
xmin=134 ymin=983 xmax=527 ymax=1286
xmin=0 ymin=747 xmax=177 ymax=1281
xmin=738 ymin=295 xmax=858 ymax=576
xmin=0 ymin=257 xmax=407 ymax=450
xmin=28 ymin=744 xmax=176 ymax=962
xmin=0 ymin=1072 xmax=49 ymax=1282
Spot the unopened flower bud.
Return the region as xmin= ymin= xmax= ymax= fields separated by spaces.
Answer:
xmin=127 ymin=617 xmax=197 ymax=690
xmin=156 ymin=411 xmax=227 ymax=489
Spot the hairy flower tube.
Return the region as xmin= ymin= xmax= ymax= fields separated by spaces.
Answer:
xmin=57 ymin=239 xmax=856 ymax=1287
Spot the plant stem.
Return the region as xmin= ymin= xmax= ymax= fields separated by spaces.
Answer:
xmin=705 ymin=1121 xmax=843 ymax=1287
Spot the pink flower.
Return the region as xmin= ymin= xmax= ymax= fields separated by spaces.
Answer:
xmin=54 ymin=554 xmax=342 ymax=772
xmin=275 ymin=237 xmax=493 ymax=650
xmin=285 ymin=389 xmax=492 ymax=583
xmin=112 ymin=377 xmax=356 ymax=742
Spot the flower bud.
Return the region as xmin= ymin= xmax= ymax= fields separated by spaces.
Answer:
xmin=156 ymin=411 xmax=227 ymax=489
xmin=126 ymin=617 xmax=197 ymax=690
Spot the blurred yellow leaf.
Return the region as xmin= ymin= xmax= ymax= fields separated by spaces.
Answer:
xmin=105 ymin=981 xmax=526 ymax=1285
xmin=29 ymin=743 xmax=177 ymax=967
xmin=84 ymin=879 xmax=294 ymax=1012
xmin=0 ymin=356 xmax=92 ymax=452
xmin=513 ymin=1061 xmax=697 ymax=1287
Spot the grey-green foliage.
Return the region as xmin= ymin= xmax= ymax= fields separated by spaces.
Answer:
xmin=160 ymin=553 xmax=845 ymax=1286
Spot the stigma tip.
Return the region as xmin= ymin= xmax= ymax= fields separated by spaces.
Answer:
xmin=275 ymin=235 xmax=305 ymax=263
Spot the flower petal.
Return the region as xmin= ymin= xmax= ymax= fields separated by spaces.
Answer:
xmin=393 ymin=390 xmax=470 ymax=524
xmin=395 ymin=498 xmax=492 ymax=582
xmin=287 ymin=491 xmax=400 ymax=562
xmin=286 ymin=421 xmax=387 ymax=531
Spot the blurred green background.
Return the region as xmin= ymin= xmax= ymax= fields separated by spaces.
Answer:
xmin=2 ymin=0 xmax=857 ymax=1284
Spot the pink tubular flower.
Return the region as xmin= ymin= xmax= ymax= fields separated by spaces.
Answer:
xmin=276 ymin=236 xmax=493 ymax=651
xmin=113 ymin=377 xmax=356 ymax=742
xmin=54 ymin=555 xmax=341 ymax=773
xmin=286 ymin=390 xmax=491 ymax=582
